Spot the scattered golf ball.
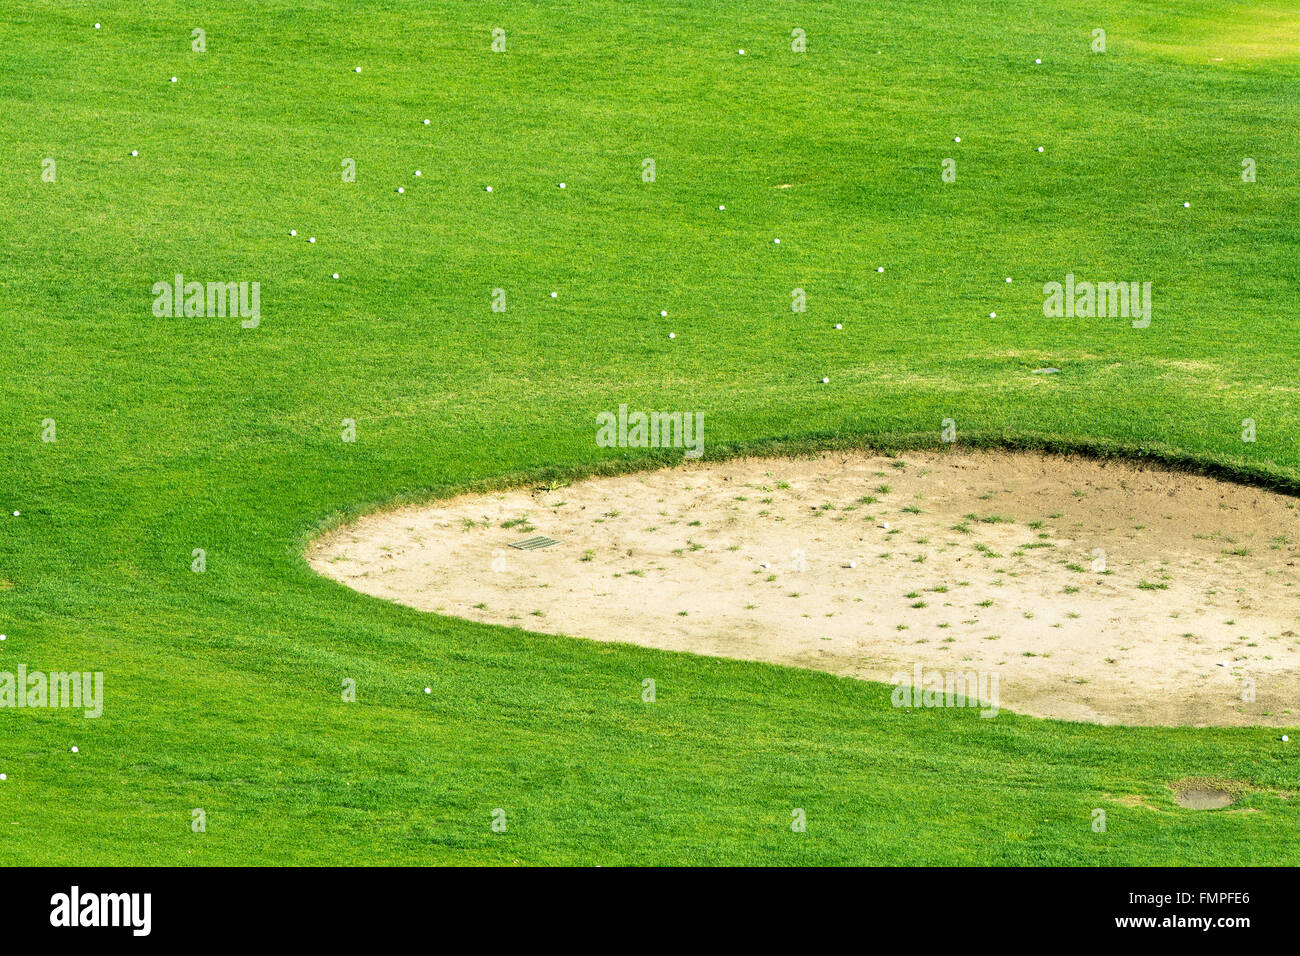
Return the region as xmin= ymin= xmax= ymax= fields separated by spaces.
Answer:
xmin=954 ymin=136 xmax=961 ymax=143
xmin=738 ymin=49 xmax=745 ymax=55
xmin=422 ymin=119 xmax=430 ymax=125
xmin=170 ymin=76 xmax=178 ymax=83
xmin=396 ymin=186 xmax=404 ymax=194
xmin=1005 ymin=277 xmax=1013 ymax=283
xmin=354 ymin=66 xmax=362 ymax=73
xmin=1183 ymin=201 xmax=1190 ymax=208
xmin=989 ymin=312 xmax=997 ymax=318
xmin=308 ymin=237 xmax=316 ymax=243
xmin=718 ymin=205 xmax=725 ymax=210
xmin=485 ymin=185 xmax=493 ymax=192
xmin=1034 ymin=58 xmax=1042 ymax=64
xmin=1037 ymin=146 xmax=1044 ymax=153
xmin=94 ymin=23 xmax=100 ymax=29
xmin=760 ymin=562 xmax=770 ymax=570
xmin=821 ymin=377 xmax=829 ymax=384
xmin=876 ymin=266 xmax=885 ymax=273
xmin=130 ymin=150 xmax=138 ymax=157
xmin=414 ymin=170 xmax=421 ymax=177
xmin=424 ymin=687 xmax=432 ymax=694
xmin=847 ymin=561 xmax=857 ymax=569
xmin=550 ymin=291 xmax=558 ymax=298
xmin=660 ymin=310 xmax=667 ymax=317
xmin=1282 ymin=735 xmax=1290 ymax=742
xmin=70 ymin=746 xmax=78 ymax=753
xmin=559 ymin=182 xmax=566 ymax=189
xmin=11 ymin=511 xmax=18 ymax=517
xmin=879 ymin=522 xmax=891 ymax=530
xmin=289 ymin=230 xmax=297 ymax=236
xmin=0 ymin=634 xmax=6 ymax=641
xmin=834 ymin=323 xmax=842 ymax=330
xmin=0 ymin=774 xmax=6 ymax=781
xmin=331 ymin=273 xmax=339 ymax=280
xmin=773 ymin=238 xmax=781 ymax=244
xmin=668 ymin=332 xmax=676 ymax=339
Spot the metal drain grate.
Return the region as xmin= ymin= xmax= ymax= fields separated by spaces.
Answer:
xmin=508 ymin=535 xmax=560 ymax=550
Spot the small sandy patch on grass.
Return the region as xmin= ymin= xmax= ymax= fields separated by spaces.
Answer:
xmin=309 ymin=450 xmax=1300 ymax=727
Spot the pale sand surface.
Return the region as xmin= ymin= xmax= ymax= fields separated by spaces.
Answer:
xmin=309 ymin=450 xmax=1300 ymax=726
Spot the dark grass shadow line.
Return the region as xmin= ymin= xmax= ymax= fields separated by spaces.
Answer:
xmin=293 ymin=429 xmax=1300 ymax=560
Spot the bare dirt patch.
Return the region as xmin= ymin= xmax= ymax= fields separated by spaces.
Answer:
xmin=1171 ymin=778 xmax=1247 ymax=810
xmin=308 ymin=450 xmax=1300 ymax=727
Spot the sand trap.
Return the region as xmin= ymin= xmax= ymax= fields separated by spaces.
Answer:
xmin=308 ymin=450 xmax=1300 ymax=727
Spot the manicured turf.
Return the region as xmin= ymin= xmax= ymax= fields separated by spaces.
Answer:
xmin=1 ymin=1 xmax=1298 ymax=864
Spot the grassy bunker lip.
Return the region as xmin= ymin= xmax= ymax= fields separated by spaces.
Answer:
xmin=309 ymin=448 xmax=1300 ymax=728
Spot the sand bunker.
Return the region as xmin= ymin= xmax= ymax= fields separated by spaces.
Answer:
xmin=308 ymin=450 xmax=1300 ymax=727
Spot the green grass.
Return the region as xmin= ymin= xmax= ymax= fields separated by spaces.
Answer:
xmin=1 ymin=0 xmax=1298 ymax=864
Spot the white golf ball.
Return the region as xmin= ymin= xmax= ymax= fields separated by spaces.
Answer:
xmin=422 ymin=119 xmax=430 ymax=125
xmin=485 ymin=186 xmax=492 ymax=192
xmin=170 ymin=76 xmax=177 ymax=83
xmin=308 ymin=237 xmax=316 ymax=243
xmin=130 ymin=150 xmax=138 ymax=157
xmin=414 ymin=170 xmax=421 ymax=177
xmin=94 ymin=23 xmax=100 ymax=29
xmin=848 ymin=561 xmax=857 ymax=569
xmin=738 ymin=49 xmax=745 ymax=55
xmin=760 ymin=562 xmax=770 ymax=570
xmin=660 ymin=310 xmax=667 ymax=317
xmin=289 ymin=230 xmax=297 ymax=236
xmin=0 ymin=634 xmax=6 ymax=641
xmin=954 ymin=136 xmax=961 ymax=143
xmin=11 ymin=511 xmax=18 ymax=517
xmin=397 ymin=187 xmax=404 ymax=193
xmin=1282 ymin=735 xmax=1290 ymax=742
xmin=550 ymin=291 xmax=557 ymax=298
xmin=0 ymin=774 xmax=6 ymax=781
xmin=880 ymin=522 xmax=891 ymax=530
xmin=1037 ymin=146 xmax=1044 ymax=153
xmin=834 ymin=323 xmax=842 ymax=330
xmin=821 ymin=377 xmax=829 ymax=384
xmin=71 ymin=747 xmax=78 ymax=753
xmin=354 ymin=66 xmax=362 ymax=73
xmin=1035 ymin=58 xmax=1042 ymax=64
xmin=1183 ymin=201 xmax=1190 ymax=208
xmin=773 ymin=238 xmax=781 ymax=244
xmin=1005 ymin=277 xmax=1012 ymax=283
xmin=559 ymin=182 xmax=566 ymax=189
xmin=989 ymin=312 xmax=997 ymax=318
xmin=718 ymin=205 xmax=725 ymax=210
xmin=876 ymin=266 xmax=885 ymax=273
xmin=331 ymin=273 xmax=339 ymax=280
xmin=424 ymin=688 xmax=432 ymax=694
xmin=668 ymin=332 xmax=676 ymax=339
